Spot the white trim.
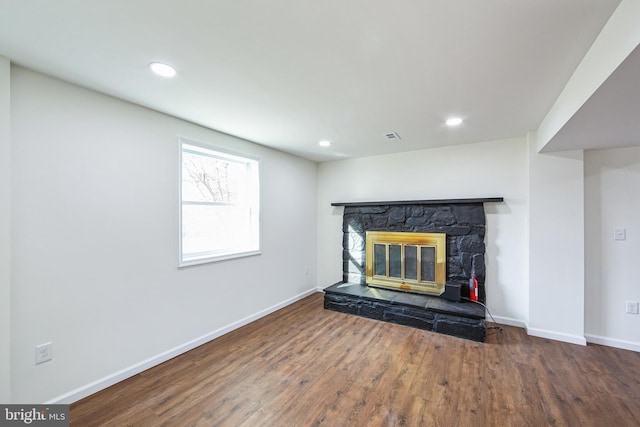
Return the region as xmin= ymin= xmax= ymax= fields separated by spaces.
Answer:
xmin=468 ymin=315 xmax=640 ymax=351
xmin=585 ymin=334 xmax=640 ymax=353
xmin=527 ymin=327 xmax=587 ymax=346
xmin=178 ymin=136 xmax=262 ymax=268
xmin=485 ymin=316 xmax=590 ymax=347
xmin=179 ymin=249 xmax=262 ymax=268
xmin=45 ymin=287 xmax=322 ymax=404
xmin=490 ymin=315 xmax=527 ymax=329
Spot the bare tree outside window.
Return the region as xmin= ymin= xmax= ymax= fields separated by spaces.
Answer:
xmin=182 ymin=152 xmax=240 ymax=203
xmin=179 ymin=140 xmax=260 ymax=266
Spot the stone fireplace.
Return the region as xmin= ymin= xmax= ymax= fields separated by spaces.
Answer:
xmin=323 ymin=197 xmax=502 ymax=342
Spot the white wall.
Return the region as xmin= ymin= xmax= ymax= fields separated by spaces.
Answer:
xmin=528 ymin=133 xmax=586 ymax=344
xmin=0 ymin=56 xmax=11 ymax=403
xmin=585 ymin=146 xmax=640 ymax=351
xmin=317 ymin=137 xmax=530 ymax=324
xmin=9 ymin=66 xmax=318 ymax=403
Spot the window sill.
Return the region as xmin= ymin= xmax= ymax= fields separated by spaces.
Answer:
xmin=179 ymin=249 xmax=261 ymax=268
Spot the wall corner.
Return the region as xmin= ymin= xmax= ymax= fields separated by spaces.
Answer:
xmin=0 ymin=55 xmax=11 ymax=403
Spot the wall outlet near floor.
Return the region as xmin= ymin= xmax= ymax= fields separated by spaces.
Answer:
xmin=625 ymin=301 xmax=639 ymax=315
xmin=35 ymin=342 xmax=53 ymax=364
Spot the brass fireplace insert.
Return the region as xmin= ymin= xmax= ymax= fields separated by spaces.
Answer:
xmin=365 ymin=231 xmax=446 ymax=296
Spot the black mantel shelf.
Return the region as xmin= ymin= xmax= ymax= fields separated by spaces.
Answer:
xmin=331 ymin=197 xmax=504 ymax=207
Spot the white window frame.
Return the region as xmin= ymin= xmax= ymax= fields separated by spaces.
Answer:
xmin=178 ymin=137 xmax=261 ymax=267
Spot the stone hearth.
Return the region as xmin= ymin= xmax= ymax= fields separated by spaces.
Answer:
xmin=323 ymin=198 xmax=502 ymax=342
xmin=324 ymin=282 xmax=486 ymax=341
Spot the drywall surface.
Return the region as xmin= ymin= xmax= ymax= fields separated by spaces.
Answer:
xmin=0 ymin=55 xmax=11 ymax=403
xmin=585 ymin=146 xmax=640 ymax=350
xmin=538 ymin=0 xmax=640 ymax=151
xmin=528 ymin=134 xmax=585 ymax=344
xmin=10 ymin=66 xmax=318 ymax=403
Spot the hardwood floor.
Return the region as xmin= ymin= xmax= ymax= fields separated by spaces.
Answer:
xmin=71 ymin=293 xmax=640 ymax=426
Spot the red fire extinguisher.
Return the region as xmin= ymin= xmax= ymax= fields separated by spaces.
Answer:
xmin=469 ymin=272 xmax=478 ymax=302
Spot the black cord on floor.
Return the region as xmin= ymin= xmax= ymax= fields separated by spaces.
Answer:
xmin=461 ymin=297 xmax=504 ymax=335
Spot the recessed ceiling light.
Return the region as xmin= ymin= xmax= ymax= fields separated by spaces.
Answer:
xmin=318 ymin=140 xmax=331 ymax=147
xmin=149 ymin=62 xmax=176 ymax=78
xmin=446 ymin=117 xmax=463 ymax=126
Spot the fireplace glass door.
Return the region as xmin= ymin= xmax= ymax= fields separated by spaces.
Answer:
xmin=366 ymin=231 xmax=446 ymax=296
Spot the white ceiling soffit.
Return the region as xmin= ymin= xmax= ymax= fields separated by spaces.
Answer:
xmin=0 ymin=0 xmax=622 ymax=162
xmin=542 ymin=44 xmax=640 ymax=153
xmin=537 ymin=0 xmax=640 ymax=153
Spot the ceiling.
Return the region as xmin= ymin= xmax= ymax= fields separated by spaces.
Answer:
xmin=0 ymin=0 xmax=628 ymax=162
xmin=541 ymin=42 xmax=640 ymax=153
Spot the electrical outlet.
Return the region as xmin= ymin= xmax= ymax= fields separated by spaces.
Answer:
xmin=35 ymin=342 xmax=53 ymax=364
xmin=626 ymin=301 xmax=639 ymax=315
xmin=305 ymin=267 xmax=309 ymax=276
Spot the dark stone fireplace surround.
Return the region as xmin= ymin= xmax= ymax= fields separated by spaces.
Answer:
xmin=323 ymin=197 xmax=503 ymax=342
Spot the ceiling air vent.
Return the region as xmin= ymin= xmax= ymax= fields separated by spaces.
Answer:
xmin=384 ymin=132 xmax=401 ymax=141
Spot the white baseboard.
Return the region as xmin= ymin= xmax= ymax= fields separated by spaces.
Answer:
xmin=482 ymin=316 xmax=640 ymax=351
xmin=490 ymin=315 xmax=527 ymax=329
xmin=585 ymin=334 xmax=640 ymax=353
xmin=527 ymin=327 xmax=587 ymax=346
xmin=46 ymin=287 xmax=323 ymax=404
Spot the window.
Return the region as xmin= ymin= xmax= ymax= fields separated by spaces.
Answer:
xmin=179 ymin=139 xmax=260 ymax=266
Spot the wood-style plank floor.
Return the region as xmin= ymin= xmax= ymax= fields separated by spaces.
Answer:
xmin=71 ymin=293 xmax=640 ymax=426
